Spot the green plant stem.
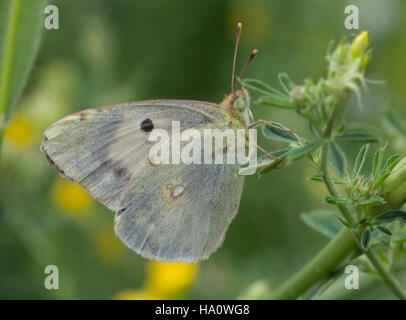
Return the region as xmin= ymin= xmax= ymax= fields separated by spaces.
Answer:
xmin=270 ymin=228 xmax=357 ymax=299
xmin=0 ymin=0 xmax=22 ymax=153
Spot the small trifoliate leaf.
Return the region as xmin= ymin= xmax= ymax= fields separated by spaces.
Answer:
xmin=377 ymin=225 xmax=393 ymax=236
xmin=357 ymin=196 xmax=386 ymax=207
xmin=336 ymin=131 xmax=381 ymax=143
xmin=371 ymin=171 xmax=390 ymax=191
xmin=262 ymin=122 xmax=300 ymax=143
xmin=353 ymin=144 xmax=369 ymax=178
xmin=372 ymin=144 xmax=387 ymax=183
xmin=383 ymin=154 xmax=402 ymax=171
xmin=278 ymin=73 xmax=292 ymax=94
xmin=310 ymin=174 xmax=345 ymax=184
xmin=374 ymin=210 xmax=406 ymax=223
xmin=288 ymin=140 xmax=324 ymax=160
xmin=256 ymin=95 xmax=294 ymax=109
xmin=300 ymin=210 xmax=342 ymax=238
xmin=325 ymin=196 xmax=352 ymax=205
xmin=242 ymin=79 xmax=285 ymax=97
xmin=238 ymin=148 xmax=292 ymax=176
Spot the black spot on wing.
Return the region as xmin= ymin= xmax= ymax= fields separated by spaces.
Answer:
xmin=140 ymin=118 xmax=154 ymax=132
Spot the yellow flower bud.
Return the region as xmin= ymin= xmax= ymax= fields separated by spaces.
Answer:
xmin=350 ymin=31 xmax=369 ymax=58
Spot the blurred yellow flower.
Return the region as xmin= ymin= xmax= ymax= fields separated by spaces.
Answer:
xmin=52 ymin=178 xmax=92 ymax=214
xmin=4 ymin=115 xmax=35 ymax=150
xmin=114 ymin=289 xmax=163 ymax=300
xmin=96 ymin=228 xmax=123 ymax=262
xmin=146 ymin=261 xmax=198 ymax=298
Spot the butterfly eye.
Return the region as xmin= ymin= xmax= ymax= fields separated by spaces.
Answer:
xmin=233 ymin=97 xmax=246 ymax=111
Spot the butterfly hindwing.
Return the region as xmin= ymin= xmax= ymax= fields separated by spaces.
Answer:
xmin=115 ymin=161 xmax=244 ymax=263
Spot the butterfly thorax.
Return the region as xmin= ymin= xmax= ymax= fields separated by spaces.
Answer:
xmin=219 ymin=88 xmax=252 ymax=128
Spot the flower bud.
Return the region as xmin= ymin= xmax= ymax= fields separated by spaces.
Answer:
xmin=350 ymin=31 xmax=369 ymax=58
xmin=333 ymin=41 xmax=348 ymax=64
xmin=361 ymin=53 xmax=371 ymax=69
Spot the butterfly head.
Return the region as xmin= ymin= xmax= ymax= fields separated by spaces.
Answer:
xmin=220 ymin=87 xmax=253 ymax=127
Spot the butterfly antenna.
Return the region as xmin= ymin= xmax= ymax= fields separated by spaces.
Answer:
xmin=235 ymin=49 xmax=258 ymax=91
xmin=231 ymin=22 xmax=243 ymax=94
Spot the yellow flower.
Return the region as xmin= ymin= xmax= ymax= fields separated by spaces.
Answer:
xmin=96 ymin=228 xmax=123 ymax=262
xmin=3 ymin=114 xmax=35 ymax=150
xmin=52 ymin=178 xmax=92 ymax=214
xmin=114 ymin=289 xmax=164 ymax=300
xmin=350 ymin=31 xmax=369 ymax=58
xmin=146 ymin=261 xmax=198 ymax=298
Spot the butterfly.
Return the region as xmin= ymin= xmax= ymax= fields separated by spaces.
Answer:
xmin=41 ymin=23 xmax=262 ymax=263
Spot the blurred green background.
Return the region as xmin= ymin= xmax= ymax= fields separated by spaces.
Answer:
xmin=1 ymin=0 xmax=406 ymax=299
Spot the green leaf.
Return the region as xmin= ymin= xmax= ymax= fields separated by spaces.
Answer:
xmin=375 ymin=210 xmax=406 ymax=223
xmin=328 ymin=141 xmax=347 ymax=176
xmin=255 ymin=95 xmax=294 ymax=109
xmin=371 ymin=171 xmax=391 ymax=191
xmin=288 ymin=140 xmax=324 ymax=160
xmin=238 ymin=148 xmax=291 ymax=176
xmin=353 ymin=144 xmax=369 ymax=178
xmin=262 ymin=122 xmax=300 ymax=143
xmin=300 ymin=210 xmax=343 ymax=238
xmin=278 ymin=73 xmax=292 ymax=94
xmin=336 ymin=131 xmax=381 ymax=143
xmin=325 ymin=196 xmax=352 ymax=205
xmin=361 ymin=229 xmax=372 ymax=250
xmin=377 ymin=225 xmax=392 ymax=236
xmin=257 ymin=148 xmax=292 ymax=177
xmin=310 ymin=174 xmax=345 ymax=184
xmin=0 ymin=0 xmax=46 ymax=121
xmin=242 ymin=79 xmax=285 ymax=97
xmin=237 ymin=156 xmax=272 ymax=176
xmin=372 ymin=144 xmax=387 ymax=183
xmin=383 ymin=153 xmax=402 ymax=171
xmin=357 ymin=196 xmax=386 ymax=207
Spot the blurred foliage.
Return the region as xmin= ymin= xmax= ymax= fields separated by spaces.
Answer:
xmin=1 ymin=0 xmax=406 ymax=299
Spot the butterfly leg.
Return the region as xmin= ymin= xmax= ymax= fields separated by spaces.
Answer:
xmin=244 ymin=130 xmax=281 ymax=161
